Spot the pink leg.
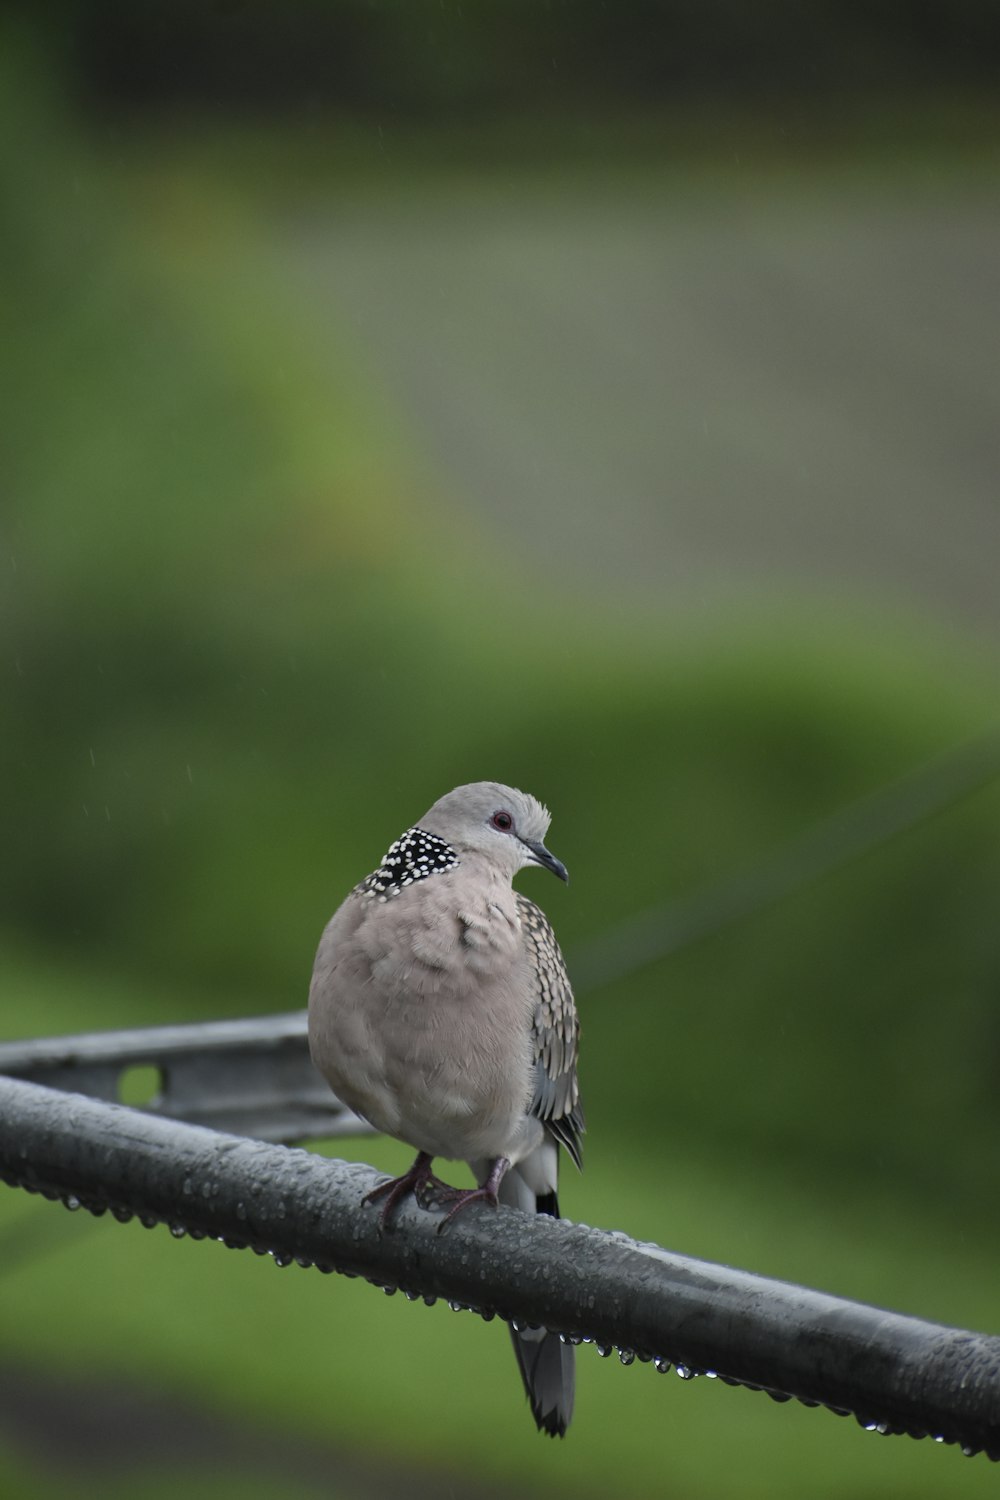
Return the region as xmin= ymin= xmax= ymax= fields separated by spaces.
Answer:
xmin=363 ymin=1151 xmax=446 ymax=1228
xmin=436 ymin=1156 xmax=511 ymax=1233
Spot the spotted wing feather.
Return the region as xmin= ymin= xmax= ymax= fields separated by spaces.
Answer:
xmin=516 ymin=893 xmax=584 ymax=1171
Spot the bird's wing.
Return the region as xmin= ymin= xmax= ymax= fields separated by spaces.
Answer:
xmin=516 ymin=893 xmax=584 ymax=1170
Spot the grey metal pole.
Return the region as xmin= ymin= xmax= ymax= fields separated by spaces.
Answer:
xmin=0 ymin=1073 xmax=997 ymax=1461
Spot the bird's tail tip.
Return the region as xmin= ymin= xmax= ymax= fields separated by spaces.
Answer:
xmin=511 ymin=1324 xmax=576 ymax=1437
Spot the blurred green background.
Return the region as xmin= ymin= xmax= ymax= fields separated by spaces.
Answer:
xmin=3 ymin=3 xmax=1000 ymax=1496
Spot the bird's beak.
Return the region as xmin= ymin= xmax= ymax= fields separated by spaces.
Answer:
xmin=520 ymin=838 xmax=569 ymax=884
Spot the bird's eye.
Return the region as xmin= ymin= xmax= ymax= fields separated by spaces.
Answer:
xmin=491 ymin=810 xmax=513 ymax=832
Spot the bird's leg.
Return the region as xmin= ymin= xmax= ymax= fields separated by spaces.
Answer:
xmin=436 ymin=1155 xmax=511 ymax=1233
xmin=363 ymin=1151 xmax=444 ymax=1228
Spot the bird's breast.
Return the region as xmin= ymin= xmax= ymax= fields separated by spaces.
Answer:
xmin=308 ymin=875 xmax=536 ymax=1160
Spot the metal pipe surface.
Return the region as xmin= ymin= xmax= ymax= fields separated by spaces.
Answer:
xmin=0 ymin=1074 xmax=996 ymax=1460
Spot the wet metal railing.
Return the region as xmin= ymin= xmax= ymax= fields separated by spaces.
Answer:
xmin=0 ymin=1018 xmax=998 ymax=1461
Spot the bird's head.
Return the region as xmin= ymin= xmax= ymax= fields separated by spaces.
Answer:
xmin=419 ymin=781 xmax=568 ymax=884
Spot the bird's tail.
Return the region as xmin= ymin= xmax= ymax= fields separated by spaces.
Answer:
xmin=498 ymin=1149 xmax=575 ymax=1437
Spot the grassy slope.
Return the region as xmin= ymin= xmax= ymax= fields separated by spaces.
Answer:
xmin=3 ymin=36 xmax=1000 ymax=1497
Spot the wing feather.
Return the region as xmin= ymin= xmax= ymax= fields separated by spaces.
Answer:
xmin=516 ymin=893 xmax=584 ymax=1170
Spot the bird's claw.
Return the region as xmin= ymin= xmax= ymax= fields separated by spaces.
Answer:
xmin=363 ymin=1151 xmax=444 ymax=1229
xmin=435 ymin=1185 xmax=500 ymax=1233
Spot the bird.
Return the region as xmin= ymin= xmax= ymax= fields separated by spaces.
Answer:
xmin=308 ymin=780 xmax=584 ymax=1436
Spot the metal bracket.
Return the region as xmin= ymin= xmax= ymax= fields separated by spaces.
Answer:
xmin=0 ymin=1012 xmax=373 ymax=1144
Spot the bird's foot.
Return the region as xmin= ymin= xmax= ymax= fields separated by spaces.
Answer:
xmin=435 ymin=1156 xmax=511 ymax=1233
xmin=363 ymin=1151 xmax=445 ymax=1229
xmin=435 ymin=1184 xmax=499 ymax=1232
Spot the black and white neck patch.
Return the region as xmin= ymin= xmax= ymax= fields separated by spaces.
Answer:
xmin=359 ymin=825 xmax=460 ymax=901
